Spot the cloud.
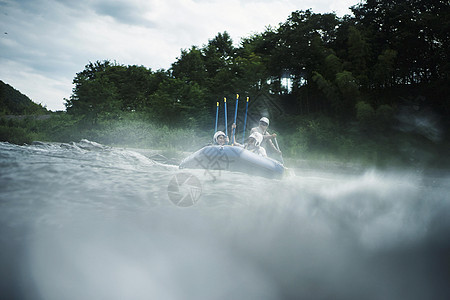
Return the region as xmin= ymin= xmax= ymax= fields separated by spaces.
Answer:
xmin=0 ymin=60 xmax=73 ymax=109
xmin=92 ymin=0 xmax=156 ymax=27
xmin=0 ymin=0 xmax=357 ymax=111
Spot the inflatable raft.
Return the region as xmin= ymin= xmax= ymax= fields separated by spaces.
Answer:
xmin=179 ymin=145 xmax=284 ymax=179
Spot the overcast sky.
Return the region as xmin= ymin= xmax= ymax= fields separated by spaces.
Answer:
xmin=0 ymin=0 xmax=359 ymax=111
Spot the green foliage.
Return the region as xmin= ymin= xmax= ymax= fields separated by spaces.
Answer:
xmin=0 ymin=125 xmax=36 ymax=144
xmin=81 ymin=113 xmax=207 ymax=151
xmin=346 ymin=26 xmax=370 ymax=85
xmin=37 ymin=113 xmax=83 ymax=142
xmin=356 ymin=101 xmax=375 ymax=130
xmin=0 ymin=80 xmax=48 ymax=115
xmin=146 ymin=78 xmax=208 ymax=127
xmin=322 ymin=54 xmax=343 ymax=80
xmin=335 ymin=71 xmax=360 ymax=113
xmin=171 ymin=47 xmax=207 ymax=85
xmin=373 ymin=49 xmax=397 ymax=87
xmin=351 ymin=0 xmax=449 ymax=84
xmin=283 ymin=116 xmax=361 ymax=161
xmin=312 ymin=69 xmax=360 ymax=117
xmin=312 ymin=71 xmax=338 ymax=103
xmin=0 ymin=116 xmax=46 ymax=144
xmin=356 ymin=102 xmax=396 ymax=133
xmin=375 ymin=104 xmax=395 ymax=130
xmin=62 ymin=2 xmax=449 ymax=133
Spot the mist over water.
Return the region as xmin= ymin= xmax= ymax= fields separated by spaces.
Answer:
xmin=1 ymin=141 xmax=449 ymax=300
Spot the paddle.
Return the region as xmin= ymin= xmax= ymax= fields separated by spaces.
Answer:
xmin=224 ymin=97 xmax=228 ymax=136
xmin=242 ymin=97 xmax=249 ymax=144
xmin=232 ymin=94 xmax=239 ymax=145
xmin=273 ymin=137 xmax=284 ymax=165
xmin=214 ymin=101 xmax=219 ymax=133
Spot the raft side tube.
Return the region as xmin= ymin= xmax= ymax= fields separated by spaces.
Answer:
xmin=179 ymin=146 xmax=284 ymax=179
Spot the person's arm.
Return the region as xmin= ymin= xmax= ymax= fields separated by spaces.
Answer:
xmin=259 ymin=146 xmax=267 ymax=157
xmin=265 ymin=130 xmax=281 ymax=154
xmin=262 ymin=130 xmax=276 ymax=140
xmin=232 ymin=136 xmax=243 ymax=147
xmin=262 ymin=132 xmax=272 ymax=140
xmin=231 ymin=123 xmax=242 ymax=146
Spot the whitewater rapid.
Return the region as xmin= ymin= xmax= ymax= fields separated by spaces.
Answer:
xmin=0 ymin=140 xmax=449 ymax=300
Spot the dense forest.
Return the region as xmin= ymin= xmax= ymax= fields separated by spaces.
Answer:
xmin=65 ymin=1 xmax=449 ymax=125
xmin=2 ymin=0 xmax=449 ymax=167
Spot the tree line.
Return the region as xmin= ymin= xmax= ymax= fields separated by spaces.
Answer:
xmin=65 ymin=0 xmax=448 ymax=134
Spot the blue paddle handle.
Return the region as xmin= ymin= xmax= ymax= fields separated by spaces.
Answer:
xmin=224 ymin=98 xmax=228 ymax=136
xmin=232 ymin=94 xmax=239 ymax=143
xmin=214 ymin=101 xmax=219 ymax=132
xmin=242 ymin=97 xmax=249 ymax=144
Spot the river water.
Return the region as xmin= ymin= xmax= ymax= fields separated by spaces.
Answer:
xmin=1 ymin=140 xmax=449 ymax=300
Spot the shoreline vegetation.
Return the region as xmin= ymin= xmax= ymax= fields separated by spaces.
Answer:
xmin=2 ymin=3 xmax=449 ymax=171
xmin=1 ymin=111 xmax=449 ymax=172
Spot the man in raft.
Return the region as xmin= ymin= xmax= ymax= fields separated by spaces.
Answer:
xmin=250 ymin=117 xmax=282 ymax=157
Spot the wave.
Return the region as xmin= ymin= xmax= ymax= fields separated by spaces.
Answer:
xmin=1 ymin=141 xmax=449 ymax=299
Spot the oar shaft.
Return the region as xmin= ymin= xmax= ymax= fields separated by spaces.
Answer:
xmin=274 ymin=137 xmax=284 ymax=165
xmin=232 ymin=94 xmax=239 ymax=144
xmin=214 ymin=101 xmax=219 ymax=133
xmin=242 ymin=97 xmax=249 ymax=144
xmin=224 ymin=97 xmax=228 ymax=136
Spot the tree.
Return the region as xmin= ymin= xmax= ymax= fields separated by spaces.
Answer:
xmin=66 ymin=61 xmax=172 ymax=123
xmin=171 ymin=46 xmax=207 ymax=85
xmin=322 ymin=54 xmax=343 ymax=81
xmin=373 ymin=49 xmax=397 ymax=88
xmin=104 ymin=65 xmax=163 ymax=111
xmin=275 ymin=10 xmax=340 ymax=84
xmin=147 ymin=77 xmax=207 ymax=127
xmin=351 ymin=0 xmax=449 ymax=84
xmin=335 ymin=70 xmax=360 ymax=116
xmin=356 ymin=101 xmax=375 ymax=131
xmin=65 ymin=72 xmax=120 ymax=124
xmin=346 ymin=26 xmax=370 ymax=86
xmin=202 ymin=32 xmax=236 ymax=97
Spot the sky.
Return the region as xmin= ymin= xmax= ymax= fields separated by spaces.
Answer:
xmin=0 ymin=0 xmax=359 ymax=111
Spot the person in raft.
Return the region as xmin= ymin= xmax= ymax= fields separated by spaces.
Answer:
xmin=231 ymin=124 xmax=267 ymax=157
xmin=213 ymin=131 xmax=230 ymax=146
xmin=250 ymin=117 xmax=281 ymax=156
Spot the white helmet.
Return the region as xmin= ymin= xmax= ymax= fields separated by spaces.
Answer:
xmin=248 ymin=132 xmax=263 ymax=146
xmin=213 ymin=131 xmax=226 ymax=144
xmin=260 ymin=117 xmax=269 ymax=126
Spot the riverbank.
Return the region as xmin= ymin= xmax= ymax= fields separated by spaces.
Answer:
xmin=2 ymin=113 xmax=449 ymax=171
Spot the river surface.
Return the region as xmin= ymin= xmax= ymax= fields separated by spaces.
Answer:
xmin=1 ymin=140 xmax=449 ymax=300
